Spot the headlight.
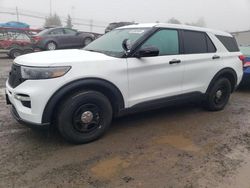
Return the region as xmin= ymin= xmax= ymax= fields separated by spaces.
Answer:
xmin=21 ymin=66 xmax=71 ymax=80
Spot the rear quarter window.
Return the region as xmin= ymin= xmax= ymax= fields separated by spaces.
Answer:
xmin=216 ymin=35 xmax=239 ymax=52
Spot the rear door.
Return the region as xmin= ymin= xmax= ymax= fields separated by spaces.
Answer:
xmin=127 ymin=29 xmax=184 ymax=107
xmin=180 ymin=30 xmax=218 ymax=93
xmin=63 ymin=28 xmax=81 ymax=47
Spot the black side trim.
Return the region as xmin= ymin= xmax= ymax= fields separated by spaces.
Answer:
xmin=42 ymin=78 xmax=125 ymax=124
xmin=11 ymin=106 xmax=50 ymax=130
xmin=118 ymin=92 xmax=203 ymax=116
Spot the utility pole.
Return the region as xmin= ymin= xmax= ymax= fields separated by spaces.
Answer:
xmin=16 ymin=7 xmax=19 ymax=22
xmin=50 ymin=0 xmax=52 ymax=16
xmin=90 ymin=19 xmax=93 ymax=32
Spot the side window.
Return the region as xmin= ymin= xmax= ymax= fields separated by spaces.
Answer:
xmin=140 ymin=29 xmax=179 ymax=56
xmin=64 ymin=29 xmax=77 ymax=35
xmin=183 ymin=31 xmax=207 ymax=54
xmin=49 ymin=29 xmax=64 ymax=35
xmin=216 ymin=35 xmax=239 ymax=52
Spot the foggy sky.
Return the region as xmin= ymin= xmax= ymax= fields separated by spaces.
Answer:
xmin=0 ymin=0 xmax=250 ymax=33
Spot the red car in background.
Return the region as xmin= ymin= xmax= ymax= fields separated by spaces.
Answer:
xmin=0 ymin=27 xmax=41 ymax=58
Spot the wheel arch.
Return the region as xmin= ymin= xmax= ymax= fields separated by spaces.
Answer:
xmin=206 ymin=68 xmax=238 ymax=94
xmin=42 ymin=78 xmax=125 ymax=124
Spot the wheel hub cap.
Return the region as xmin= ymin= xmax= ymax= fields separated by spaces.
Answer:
xmin=81 ymin=111 xmax=94 ymax=124
xmin=216 ymin=90 xmax=223 ymax=99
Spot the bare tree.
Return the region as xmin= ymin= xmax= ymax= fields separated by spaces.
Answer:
xmin=186 ymin=17 xmax=206 ymax=27
xmin=167 ymin=17 xmax=182 ymax=24
xmin=44 ymin=13 xmax=62 ymax=27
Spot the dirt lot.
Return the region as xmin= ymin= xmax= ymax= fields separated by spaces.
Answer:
xmin=0 ymin=54 xmax=250 ymax=188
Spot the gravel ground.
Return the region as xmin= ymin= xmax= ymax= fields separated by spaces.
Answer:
xmin=0 ymin=54 xmax=250 ymax=188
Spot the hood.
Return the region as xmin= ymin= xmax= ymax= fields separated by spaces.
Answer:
xmin=14 ymin=49 xmax=116 ymax=67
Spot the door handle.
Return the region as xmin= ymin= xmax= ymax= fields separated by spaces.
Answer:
xmin=169 ymin=59 xmax=181 ymax=64
xmin=212 ymin=55 xmax=220 ymax=60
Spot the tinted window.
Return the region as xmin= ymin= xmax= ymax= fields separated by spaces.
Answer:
xmin=216 ymin=35 xmax=239 ymax=52
xmin=141 ymin=29 xmax=179 ymax=56
xmin=206 ymin=35 xmax=216 ymax=53
xmin=183 ymin=31 xmax=207 ymax=54
xmin=49 ymin=29 xmax=64 ymax=35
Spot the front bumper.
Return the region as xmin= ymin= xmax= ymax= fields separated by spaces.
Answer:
xmin=5 ymin=77 xmax=62 ymax=126
xmin=10 ymin=105 xmax=50 ymax=129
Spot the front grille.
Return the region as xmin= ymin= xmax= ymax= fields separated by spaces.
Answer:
xmin=8 ymin=64 xmax=24 ymax=88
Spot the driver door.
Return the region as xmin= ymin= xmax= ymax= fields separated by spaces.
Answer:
xmin=127 ymin=29 xmax=184 ymax=107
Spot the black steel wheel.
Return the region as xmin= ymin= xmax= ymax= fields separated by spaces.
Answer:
xmin=204 ymin=78 xmax=232 ymax=111
xmin=57 ymin=90 xmax=112 ymax=144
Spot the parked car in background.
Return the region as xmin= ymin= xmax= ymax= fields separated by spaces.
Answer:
xmin=0 ymin=27 xmax=41 ymax=58
xmin=105 ymin=22 xmax=135 ymax=33
xmin=33 ymin=27 xmax=97 ymax=50
xmin=239 ymin=46 xmax=250 ymax=86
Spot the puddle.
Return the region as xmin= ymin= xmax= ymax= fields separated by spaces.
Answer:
xmin=90 ymin=156 xmax=130 ymax=179
xmin=155 ymin=134 xmax=200 ymax=152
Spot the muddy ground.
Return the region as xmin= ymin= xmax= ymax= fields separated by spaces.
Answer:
xmin=0 ymin=54 xmax=250 ymax=188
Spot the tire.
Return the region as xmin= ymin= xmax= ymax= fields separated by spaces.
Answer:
xmin=46 ymin=41 xmax=57 ymax=50
xmin=204 ymin=78 xmax=232 ymax=111
xmin=57 ymin=90 xmax=113 ymax=144
xmin=83 ymin=37 xmax=93 ymax=46
xmin=9 ymin=49 xmax=23 ymax=59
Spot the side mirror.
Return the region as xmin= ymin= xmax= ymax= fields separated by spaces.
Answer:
xmin=134 ymin=46 xmax=159 ymax=58
xmin=122 ymin=39 xmax=131 ymax=52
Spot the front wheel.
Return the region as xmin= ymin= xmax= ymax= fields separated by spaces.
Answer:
xmin=57 ymin=90 xmax=112 ymax=144
xmin=9 ymin=49 xmax=23 ymax=59
xmin=204 ymin=78 xmax=232 ymax=111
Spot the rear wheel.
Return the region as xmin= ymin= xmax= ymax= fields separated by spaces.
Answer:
xmin=46 ymin=41 xmax=57 ymax=50
xmin=83 ymin=37 xmax=93 ymax=46
xmin=204 ymin=78 xmax=232 ymax=111
xmin=57 ymin=90 xmax=112 ymax=144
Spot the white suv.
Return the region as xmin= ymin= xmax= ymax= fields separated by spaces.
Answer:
xmin=6 ymin=23 xmax=243 ymax=144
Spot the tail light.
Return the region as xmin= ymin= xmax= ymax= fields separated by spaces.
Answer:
xmin=239 ymin=55 xmax=246 ymax=67
xmin=239 ymin=55 xmax=245 ymax=61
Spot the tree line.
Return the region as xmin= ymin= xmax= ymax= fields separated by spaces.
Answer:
xmin=44 ymin=14 xmax=206 ymax=29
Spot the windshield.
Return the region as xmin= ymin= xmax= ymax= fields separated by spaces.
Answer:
xmin=84 ymin=28 xmax=150 ymax=57
xmin=240 ymin=46 xmax=250 ymax=56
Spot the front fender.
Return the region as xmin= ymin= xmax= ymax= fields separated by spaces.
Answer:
xmin=42 ymin=78 xmax=125 ymax=124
